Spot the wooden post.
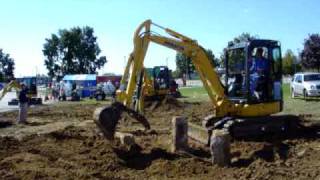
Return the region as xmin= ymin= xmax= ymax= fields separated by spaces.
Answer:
xmin=172 ymin=116 xmax=188 ymax=152
xmin=210 ymin=130 xmax=231 ymax=166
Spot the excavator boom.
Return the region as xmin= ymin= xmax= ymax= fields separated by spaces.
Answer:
xmin=116 ymin=20 xmax=231 ymax=115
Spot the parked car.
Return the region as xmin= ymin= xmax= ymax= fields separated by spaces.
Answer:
xmin=290 ymin=72 xmax=320 ymax=99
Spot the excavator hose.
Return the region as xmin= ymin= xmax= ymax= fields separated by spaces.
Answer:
xmin=93 ymin=102 xmax=151 ymax=140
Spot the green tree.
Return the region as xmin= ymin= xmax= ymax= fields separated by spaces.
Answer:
xmin=206 ymin=49 xmax=220 ymax=67
xmin=282 ymin=49 xmax=299 ymax=75
xmin=300 ymin=34 xmax=320 ymax=72
xmin=43 ymin=26 xmax=107 ymax=80
xmin=222 ymin=33 xmax=257 ymax=70
xmin=175 ymin=52 xmax=193 ymax=78
xmin=0 ymin=49 xmax=15 ymax=82
xmin=227 ymin=33 xmax=257 ymax=47
xmin=175 ymin=49 xmax=217 ymax=78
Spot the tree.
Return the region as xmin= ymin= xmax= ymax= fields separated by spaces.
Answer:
xmin=221 ymin=33 xmax=258 ymax=70
xmin=300 ymin=34 xmax=320 ymax=72
xmin=175 ymin=49 xmax=217 ymax=78
xmin=43 ymin=26 xmax=107 ymax=80
xmin=227 ymin=33 xmax=257 ymax=47
xmin=206 ymin=49 xmax=220 ymax=67
xmin=282 ymin=49 xmax=298 ymax=75
xmin=175 ymin=52 xmax=193 ymax=79
xmin=0 ymin=49 xmax=15 ymax=82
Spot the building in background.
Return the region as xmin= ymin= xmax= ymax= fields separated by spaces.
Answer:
xmin=96 ymin=75 xmax=121 ymax=88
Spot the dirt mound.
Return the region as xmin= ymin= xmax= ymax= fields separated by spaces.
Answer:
xmin=0 ymin=101 xmax=320 ymax=179
xmin=0 ymin=126 xmax=124 ymax=179
xmin=144 ymin=96 xmax=185 ymax=112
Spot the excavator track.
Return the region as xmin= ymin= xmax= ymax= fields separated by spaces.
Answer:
xmin=203 ymin=114 xmax=301 ymax=142
xmin=93 ymin=102 xmax=151 ymax=140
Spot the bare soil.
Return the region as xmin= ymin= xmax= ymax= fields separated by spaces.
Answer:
xmin=0 ymin=100 xmax=320 ymax=179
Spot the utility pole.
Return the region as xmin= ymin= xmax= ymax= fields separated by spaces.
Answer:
xmin=166 ymin=57 xmax=169 ymax=67
xmin=35 ymin=66 xmax=39 ymax=77
xmin=295 ymin=48 xmax=300 ymax=74
xmin=185 ymin=57 xmax=188 ymax=80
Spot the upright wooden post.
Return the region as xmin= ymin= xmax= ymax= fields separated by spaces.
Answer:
xmin=210 ymin=130 xmax=231 ymax=166
xmin=172 ymin=116 xmax=188 ymax=152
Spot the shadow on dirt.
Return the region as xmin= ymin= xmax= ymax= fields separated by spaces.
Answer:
xmin=0 ymin=121 xmax=13 ymax=128
xmin=229 ymin=114 xmax=320 ymax=167
xmin=47 ymin=126 xmax=86 ymax=140
xmin=231 ymin=143 xmax=290 ymax=167
xmin=230 ymin=115 xmax=320 ymax=142
xmin=113 ymin=145 xmax=177 ymax=170
xmin=231 ymin=158 xmax=253 ymax=167
xmin=186 ymin=146 xmax=211 ymax=159
xmin=0 ymin=120 xmax=49 ymax=129
xmin=25 ymin=121 xmax=48 ymax=126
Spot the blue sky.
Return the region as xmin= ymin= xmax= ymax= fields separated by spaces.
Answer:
xmin=0 ymin=0 xmax=319 ymax=77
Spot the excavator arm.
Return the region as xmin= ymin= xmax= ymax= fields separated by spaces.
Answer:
xmin=117 ymin=20 xmax=234 ymax=117
xmin=0 ymin=80 xmax=21 ymax=100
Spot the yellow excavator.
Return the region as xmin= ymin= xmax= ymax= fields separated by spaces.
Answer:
xmin=143 ymin=66 xmax=180 ymax=100
xmin=0 ymin=80 xmax=21 ymax=100
xmin=94 ymin=20 xmax=284 ymax=141
xmin=121 ymin=65 xmax=180 ymax=112
xmin=0 ymin=77 xmax=42 ymax=105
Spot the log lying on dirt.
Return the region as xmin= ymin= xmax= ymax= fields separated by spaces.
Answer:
xmin=210 ymin=130 xmax=231 ymax=166
xmin=172 ymin=116 xmax=188 ymax=152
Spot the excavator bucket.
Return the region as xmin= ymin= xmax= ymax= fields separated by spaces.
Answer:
xmin=93 ymin=102 xmax=151 ymax=140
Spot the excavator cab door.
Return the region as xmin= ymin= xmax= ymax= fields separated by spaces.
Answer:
xmin=225 ymin=40 xmax=283 ymax=109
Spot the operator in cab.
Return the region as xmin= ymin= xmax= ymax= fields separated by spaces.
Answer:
xmin=249 ymin=48 xmax=269 ymax=100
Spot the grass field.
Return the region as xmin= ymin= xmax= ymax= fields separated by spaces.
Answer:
xmin=282 ymin=84 xmax=320 ymax=117
xmin=180 ymin=84 xmax=320 ymax=118
xmin=179 ymin=86 xmax=209 ymax=102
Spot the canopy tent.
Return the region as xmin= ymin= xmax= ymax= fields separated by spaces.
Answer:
xmin=63 ymin=74 xmax=96 ymax=81
xmin=62 ymin=74 xmax=96 ymax=97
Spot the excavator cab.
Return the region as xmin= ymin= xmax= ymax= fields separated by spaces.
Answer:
xmin=152 ymin=66 xmax=170 ymax=90
xmin=225 ymin=39 xmax=283 ymax=109
xmin=144 ymin=66 xmax=180 ymax=99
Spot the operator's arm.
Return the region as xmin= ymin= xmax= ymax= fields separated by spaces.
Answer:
xmin=248 ymin=57 xmax=256 ymax=74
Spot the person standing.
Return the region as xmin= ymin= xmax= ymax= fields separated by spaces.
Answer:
xmin=18 ymin=83 xmax=29 ymax=124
